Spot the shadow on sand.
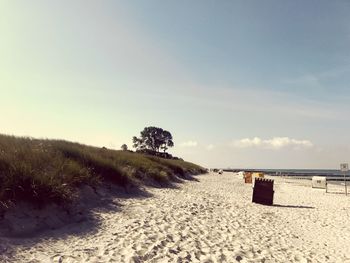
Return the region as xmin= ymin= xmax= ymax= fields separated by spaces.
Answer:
xmin=325 ymin=191 xmax=348 ymax=195
xmin=273 ymin=204 xmax=315 ymax=209
xmin=0 ymin=172 xmax=201 ymax=255
xmin=0 ymin=184 xmax=152 ymax=259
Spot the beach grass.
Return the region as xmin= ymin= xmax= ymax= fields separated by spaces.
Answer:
xmin=0 ymin=134 xmax=206 ymax=209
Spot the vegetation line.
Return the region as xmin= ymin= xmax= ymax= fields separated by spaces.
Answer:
xmin=0 ymin=134 xmax=206 ymax=210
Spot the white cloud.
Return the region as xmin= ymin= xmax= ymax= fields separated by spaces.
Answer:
xmin=233 ymin=137 xmax=313 ymax=150
xmin=180 ymin=140 xmax=198 ymax=147
xmin=206 ymin=144 xmax=214 ymax=150
xmin=235 ymin=137 xmax=262 ymax=148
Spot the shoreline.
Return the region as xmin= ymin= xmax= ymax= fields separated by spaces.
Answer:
xmin=225 ymin=169 xmax=350 ymax=181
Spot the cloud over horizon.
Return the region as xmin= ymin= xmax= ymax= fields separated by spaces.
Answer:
xmin=206 ymin=144 xmax=214 ymax=151
xmin=233 ymin=137 xmax=313 ymax=150
xmin=180 ymin=140 xmax=198 ymax=147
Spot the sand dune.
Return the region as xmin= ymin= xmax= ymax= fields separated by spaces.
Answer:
xmin=1 ymin=172 xmax=350 ymax=262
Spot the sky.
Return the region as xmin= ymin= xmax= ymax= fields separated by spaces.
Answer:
xmin=1 ymin=0 xmax=350 ymax=169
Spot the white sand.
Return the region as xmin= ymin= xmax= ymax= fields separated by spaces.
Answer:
xmin=1 ymin=172 xmax=350 ymax=263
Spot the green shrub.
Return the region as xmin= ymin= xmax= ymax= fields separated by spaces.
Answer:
xmin=0 ymin=134 xmax=206 ymax=208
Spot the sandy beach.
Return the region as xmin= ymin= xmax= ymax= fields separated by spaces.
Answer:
xmin=1 ymin=172 xmax=350 ymax=263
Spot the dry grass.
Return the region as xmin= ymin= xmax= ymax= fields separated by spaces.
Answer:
xmin=0 ymin=134 xmax=206 ymax=209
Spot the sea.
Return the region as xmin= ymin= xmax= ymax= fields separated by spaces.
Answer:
xmin=226 ymin=168 xmax=350 ymax=181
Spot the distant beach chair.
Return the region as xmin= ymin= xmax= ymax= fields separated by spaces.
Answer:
xmin=252 ymin=172 xmax=264 ymax=184
xmin=244 ymin=172 xmax=252 ymax=184
xmin=311 ymin=176 xmax=327 ymax=189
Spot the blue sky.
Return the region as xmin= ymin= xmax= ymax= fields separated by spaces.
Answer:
xmin=1 ymin=1 xmax=350 ymax=168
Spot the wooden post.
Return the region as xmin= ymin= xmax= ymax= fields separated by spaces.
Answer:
xmin=345 ymin=171 xmax=348 ymax=196
xmin=340 ymin=164 xmax=348 ymax=196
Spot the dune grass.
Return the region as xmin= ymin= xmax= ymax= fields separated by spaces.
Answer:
xmin=0 ymin=134 xmax=206 ymax=209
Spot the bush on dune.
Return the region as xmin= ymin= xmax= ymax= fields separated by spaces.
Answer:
xmin=0 ymin=136 xmax=97 ymax=208
xmin=53 ymin=141 xmax=130 ymax=187
xmin=0 ymin=134 xmax=206 ymax=209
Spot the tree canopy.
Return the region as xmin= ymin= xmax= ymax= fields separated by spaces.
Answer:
xmin=132 ymin=126 xmax=174 ymax=153
xmin=121 ymin=144 xmax=128 ymax=151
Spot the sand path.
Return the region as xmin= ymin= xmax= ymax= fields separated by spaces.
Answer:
xmin=1 ymin=172 xmax=350 ymax=262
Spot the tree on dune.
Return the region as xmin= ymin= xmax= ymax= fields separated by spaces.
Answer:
xmin=132 ymin=126 xmax=174 ymax=154
xmin=121 ymin=144 xmax=128 ymax=151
